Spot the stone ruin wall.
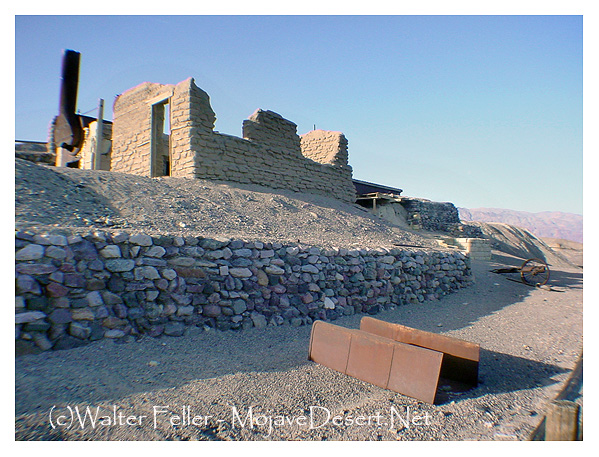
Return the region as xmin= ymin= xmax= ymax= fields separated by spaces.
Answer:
xmin=111 ymin=82 xmax=176 ymax=177
xmin=111 ymin=78 xmax=356 ymax=202
xmin=300 ymin=129 xmax=349 ymax=167
xmin=15 ymin=228 xmax=472 ymax=355
xmin=14 ymin=80 xmax=486 ymax=356
xmin=397 ymin=198 xmax=484 ymax=238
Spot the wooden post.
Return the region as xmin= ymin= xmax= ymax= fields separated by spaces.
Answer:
xmin=94 ymin=99 xmax=104 ymax=170
xmin=545 ymin=400 xmax=580 ymax=440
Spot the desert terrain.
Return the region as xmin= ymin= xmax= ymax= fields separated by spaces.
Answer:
xmin=15 ymin=159 xmax=583 ymax=440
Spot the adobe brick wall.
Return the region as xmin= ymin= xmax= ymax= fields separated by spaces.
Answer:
xmin=111 ymin=78 xmax=356 ymax=202
xmin=79 ymin=121 xmax=112 ymax=171
xmin=111 ymin=82 xmax=175 ymax=176
xmin=300 ymin=129 xmax=349 ymax=167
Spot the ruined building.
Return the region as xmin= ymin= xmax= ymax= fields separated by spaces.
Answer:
xmin=47 ymin=50 xmax=355 ymax=203
xmin=103 ymin=77 xmax=356 ymax=202
xmin=44 ymin=57 xmax=482 ymax=244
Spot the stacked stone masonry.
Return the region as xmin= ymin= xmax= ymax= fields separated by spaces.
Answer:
xmin=453 ymin=238 xmax=492 ymax=261
xmin=15 ymin=229 xmax=472 ymax=354
xmin=299 ymin=129 xmax=350 ymax=167
xmin=111 ymin=78 xmax=356 ymax=202
xmin=397 ymin=197 xmax=484 ymax=238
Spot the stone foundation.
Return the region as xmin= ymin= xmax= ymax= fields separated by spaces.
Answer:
xmin=438 ymin=237 xmax=492 ymax=261
xmin=15 ymin=229 xmax=472 ymax=355
xmin=453 ymin=238 xmax=492 ymax=261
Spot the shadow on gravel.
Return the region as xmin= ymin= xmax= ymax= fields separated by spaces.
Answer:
xmin=435 ymin=348 xmax=569 ymax=405
xmin=490 ymin=252 xmax=583 ymax=287
xmin=545 ymin=268 xmax=583 ymax=289
xmin=489 ymin=252 xmax=582 ymax=291
xmin=15 ymin=418 xmax=68 ymax=441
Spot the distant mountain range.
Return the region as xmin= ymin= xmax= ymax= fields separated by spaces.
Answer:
xmin=458 ymin=207 xmax=583 ymax=243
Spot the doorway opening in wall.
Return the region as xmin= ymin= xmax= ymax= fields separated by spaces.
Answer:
xmin=151 ymin=99 xmax=171 ymax=177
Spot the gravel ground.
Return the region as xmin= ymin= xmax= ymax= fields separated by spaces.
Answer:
xmin=15 ymin=158 xmax=434 ymax=250
xmin=15 ymin=253 xmax=583 ymax=441
xmin=15 ymin=159 xmax=583 ymax=441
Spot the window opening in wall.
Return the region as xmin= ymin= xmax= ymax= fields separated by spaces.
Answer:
xmin=150 ymin=99 xmax=171 ymax=177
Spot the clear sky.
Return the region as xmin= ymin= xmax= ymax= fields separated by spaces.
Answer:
xmin=14 ymin=13 xmax=583 ymax=214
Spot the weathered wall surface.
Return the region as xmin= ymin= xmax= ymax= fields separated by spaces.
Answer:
xmin=398 ymin=198 xmax=461 ymax=231
xmin=79 ymin=121 xmax=112 ymax=171
xmin=243 ymin=109 xmax=303 ymax=155
xmin=453 ymin=238 xmax=492 ymax=261
xmin=15 ymin=142 xmax=54 ymax=165
xmin=15 ymin=228 xmax=472 ymax=355
xmin=111 ymin=82 xmax=175 ymax=176
xmin=111 ymin=78 xmax=356 ymax=202
xmin=300 ymin=129 xmax=349 ymax=167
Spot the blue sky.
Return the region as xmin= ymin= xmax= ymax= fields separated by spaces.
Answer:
xmin=14 ymin=14 xmax=583 ymax=214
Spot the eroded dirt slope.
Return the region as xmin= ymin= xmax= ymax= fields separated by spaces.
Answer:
xmin=464 ymin=221 xmax=577 ymax=268
xmin=15 ymin=159 xmax=434 ymax=250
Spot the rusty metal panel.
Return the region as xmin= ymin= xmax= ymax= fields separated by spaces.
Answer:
xmin=360 ymin=316 xmax=479 ymax=385
xmin=360 ymin=316 xmax=479 ymax=361
xmin=388 ymin=343 xmax=443 ymax=405
xmin=308 ymin=320 xmax=352 ymax=373
xmin=345 ymin=331 xmax=395 ymax=389
xmin=308 ymin=321 xmax=444 ymax=404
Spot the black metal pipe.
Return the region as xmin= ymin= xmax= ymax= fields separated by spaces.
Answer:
xmin=53 ymin=49 xmax=83 ymax=154
xmin=58 ymin=49 xmax=80 ymax=116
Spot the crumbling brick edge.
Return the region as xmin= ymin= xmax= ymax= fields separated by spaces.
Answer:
xmin=15 ymin=229 xmax=473 ymax=355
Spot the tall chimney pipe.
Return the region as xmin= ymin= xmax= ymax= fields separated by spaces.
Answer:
xmin=58 ymin=49 xmax=81 ymax=119
xmin=53 ymin=49 xmax=83 ymax=158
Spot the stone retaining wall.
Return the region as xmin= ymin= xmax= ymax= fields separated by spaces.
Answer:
xmin=15 ymin=229 xmax=472 ymax=355
xmin=397 ymin=197 xmax=484 ymax=237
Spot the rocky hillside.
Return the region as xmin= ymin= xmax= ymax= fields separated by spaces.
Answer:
xmin=15 ymin=158 xmax=581 ymax=269
xmin=459 ymin=207 xmax=582 ymax=243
